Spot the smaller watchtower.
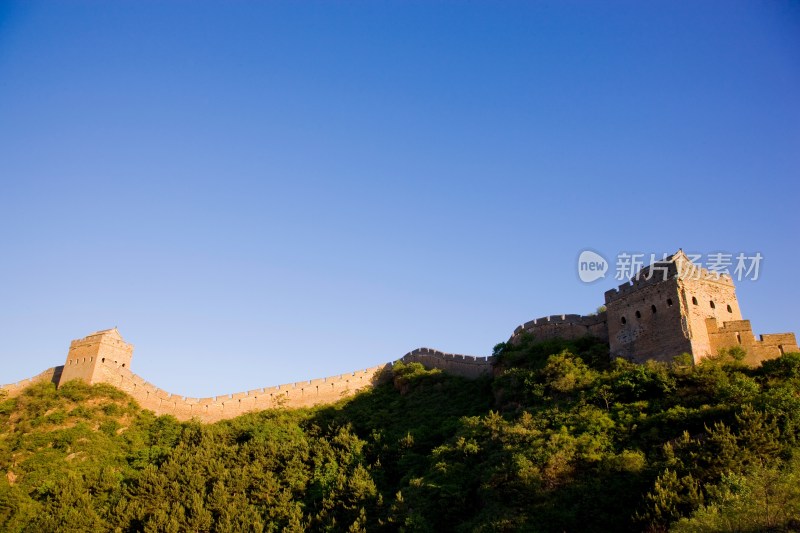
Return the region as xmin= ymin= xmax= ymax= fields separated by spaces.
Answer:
xmin=59 ymin=328 xmax=133 ymax=386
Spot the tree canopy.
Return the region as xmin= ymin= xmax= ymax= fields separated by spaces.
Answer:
xmin=2 ymin=337 xmax=800 ymax=531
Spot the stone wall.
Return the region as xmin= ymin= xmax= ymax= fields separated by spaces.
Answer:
xmin=93 ymin=360 xmax=391 ymax=422
xmin=605 ymin=277 xmax=692 ymax=363
xmin=1 ymin=344 xmax=493 ymax=423
xmin=707 ymin=318 xmax=800 ymax=366
xmin=400 ymin=348 xmax=494 ymax=378
xmin=509 ymin=313 xmax=609 ymax=344
xmin=0 ymin=366 xmax=63 ymax=398
xmin=678 ymin=275 xmax=742 ymax=362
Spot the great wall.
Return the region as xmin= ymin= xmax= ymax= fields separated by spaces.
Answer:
xmin=0 ymin=334 xmax=493 ymax=423
xmin=2 ymin=250 xmax=797 ymax=423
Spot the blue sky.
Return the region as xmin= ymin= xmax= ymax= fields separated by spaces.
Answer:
xmin=1 ymin=1 xmax=798 ymax=397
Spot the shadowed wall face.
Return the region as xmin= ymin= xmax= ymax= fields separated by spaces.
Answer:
xmin=606 ymin=277 xmax=692 ymax=363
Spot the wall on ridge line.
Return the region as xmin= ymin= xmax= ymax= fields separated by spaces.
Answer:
xmin=92 ymin=359 xmax=393 ymax=423
xmin=2 ymin=348 xmax=494 ymax=422
xmin=510 ymin=313 xmax=609 ymax=344
xmin=399 ymin=348 xmax=494 ymax=378
xmin=0 ymin=366 xmax=63 ymax=398
xmin=98 ymin=348 xmax=492 ymax=422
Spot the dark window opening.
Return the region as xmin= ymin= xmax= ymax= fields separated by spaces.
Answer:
xmin=736 ymin=333 xmax=741 ymax=344
xmin=101 ymin=358 xmax=105 ymax=363
xmin=635 ymin=311 xmax=641 ymax=319
xmin=727 ymin=304 xmax=733 ymax=313
xmin=121 ymin=363 xmax=126 ymax=368
xmin=692 ymin=297 xmax=698 ymax=305
xmin=667 ymin=298 xmax=673 ymax=307
xmin=710 ymin=300 xmax=716 ymax=309
xmin=651 ymin=304 xmax=657 ymax=314
xmin=621 ymin=316 xmax=627 ymax=325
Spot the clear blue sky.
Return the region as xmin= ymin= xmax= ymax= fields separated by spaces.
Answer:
xmin=1 ymin=1 xmax=798 ymax=397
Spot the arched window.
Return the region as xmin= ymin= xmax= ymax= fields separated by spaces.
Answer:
xmin=635 ymin=311 xmax=641 ymax=319
xmin=651 ymin=304 xmax=657 ymax=314
xmin=102 ymin=358 xmax=105 ymax=363
xmin=667 ymin=298 xmax=673 ymax=307
xmin=710 ymin=300 xmax=716 ymax=309
xmin=621 ymin=316 xmax=627 ymax=325
xmin=692 ymin=297 xmax=698 ymax=305
xmin=727 ymin=304 xmax=733 ymax=313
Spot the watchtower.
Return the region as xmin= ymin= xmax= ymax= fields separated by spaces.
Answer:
xmin=59 ymin=328 xmax=134 ymax=386
xmin=604 ymin=250 xmax=796 ymax=364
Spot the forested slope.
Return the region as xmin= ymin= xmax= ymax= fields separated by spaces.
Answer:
xmin=2 ymin=336 xmax=800 ymax=532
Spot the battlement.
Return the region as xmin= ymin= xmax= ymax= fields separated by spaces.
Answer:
xmin=705 ymin=318 xmax=799 ymax=365
xmin=0 ymin=366 xmax=63 ymax=398
xmin=400 ymin=347 xmax=494 ymax=378
xmin=603 ymin=251 xmax=735 ymax=305
xmin=510 ymin=312 xmax=609 ymax=344
xmin=512 ymin=313 xmax=607 ymax=336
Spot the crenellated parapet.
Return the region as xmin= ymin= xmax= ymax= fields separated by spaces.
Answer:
xmin=510 ymin=313 xmax=609 ymax=344
xmin=400 ymin=347 xmax=494 ymax=378
xmin=603 ymin=252 xmax=735 ymax=306
xmin=94 ymin=362 xmax=393 ymax=422
xmin=0 ymin=366 xmax=63 ymax=398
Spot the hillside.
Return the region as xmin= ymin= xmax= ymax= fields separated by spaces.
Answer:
xmin=2 ymin=337 xmax=800 ymax=532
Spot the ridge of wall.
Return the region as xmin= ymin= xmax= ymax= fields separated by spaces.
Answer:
xmin=1 ymin=366 xmax=63 ymax=398
xmin=510 ymin=313 xmax=609 ymax=343
xmin=400 ymin=347 xmax=494 ymax=378
xmin=706 ymin=318 xmax=800 ymax=366
xmin=1 ymin=349 xmax=492 ymax=422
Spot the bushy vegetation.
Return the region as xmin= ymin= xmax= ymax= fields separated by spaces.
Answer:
xmin=2 ymin=337 xmax=800 ymax=531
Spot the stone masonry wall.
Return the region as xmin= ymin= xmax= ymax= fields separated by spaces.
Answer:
xmin=0 ymin=366 xmax=63 ymax=398
xmin=605 ymin=277 xmax=692 ymax=363
xmin=1 ymin=346 xmax=493 ymax=423
xmin=400 ymin=348 xmax=494 ymax=378
xmin=706 ymin=318 xmax=800 ymax=366
xmin=509 ymin=314 xmax=609 ymax=344
xmin=677 ymin=275 xmax=742 ymax=362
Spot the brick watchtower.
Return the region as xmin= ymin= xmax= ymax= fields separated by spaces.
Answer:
xmin=604 ymin=250 xmax=797 ymax=365
xmin=58 ymin=328 xmax=133 ymax=386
